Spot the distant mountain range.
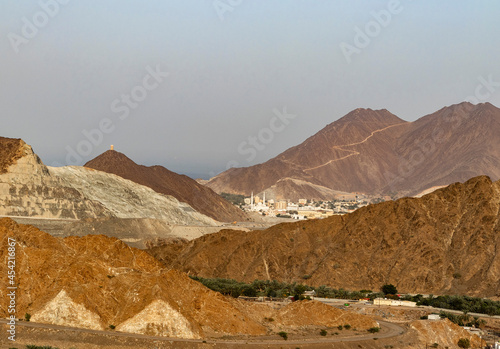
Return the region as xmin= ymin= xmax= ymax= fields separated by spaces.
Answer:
xmin=149 ymin=175 xmax=500 ymax=298
xmin=85 ymin=150 xmax=247 ymax=223
xmin=206 ymin=102 xmax=500 ymax=200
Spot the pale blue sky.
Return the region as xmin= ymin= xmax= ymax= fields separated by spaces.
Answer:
xmin=1 ymin=1 xmax=499 ymax=178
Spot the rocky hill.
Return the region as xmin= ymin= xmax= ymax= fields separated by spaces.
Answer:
xmin=0 ymin=137 xmax=222 ymax=247
xmin=149 ymin=175 xmax=500 ymax=298
xmin=0 ymin=218 xmax=378 ymax=339
xmin=85 ymin=150 xmax=247 ymax=222
xmin=0 ymin=137 xmax=216 ymax=225
xmin=207 ymin=102 xmax=500 ymax=199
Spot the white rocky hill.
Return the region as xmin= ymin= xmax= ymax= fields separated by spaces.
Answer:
xmin=0 ymin=139 xmax=217 ymax=227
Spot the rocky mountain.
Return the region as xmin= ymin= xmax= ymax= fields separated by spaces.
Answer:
xmin=149 ymin=175 xmax=500 ymax=298
xmin=0 ymin=137 xmax=216 ymax=225
xmin=84 ymin=150 xmax=247 ymax=223
xmin=0 ymin=137 xmax=222 ymax=247
xmin=0 ymin=218 xmax=378 ymax=339
xmin=206 ymin=102 xmax=500 ymax=199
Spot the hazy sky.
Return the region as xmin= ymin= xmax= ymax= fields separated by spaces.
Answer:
xmin=2 ymin=1 xmax=500 ymax=178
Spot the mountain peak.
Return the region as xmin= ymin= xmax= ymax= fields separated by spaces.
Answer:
xmin=336 ymin=107 xmax=405 ymax=125
xmin=84 ymin=149 xmax=138 ymax=169
xmin=85 ymin=150 xmax=247 ymax=222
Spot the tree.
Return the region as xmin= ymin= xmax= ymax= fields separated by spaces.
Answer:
xmin=381 ymin=284 xmax=398 ymax=295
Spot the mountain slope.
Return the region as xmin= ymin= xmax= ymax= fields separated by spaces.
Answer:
xmin=85 ymin=150 xmax=247 ymax=222
xmin=0 ymin=137 xmax=216 ymax=226
xmin=149 ymin=176 xmax=500 ymax=297
xmin=207 ymin=102 xmax=500 ymax=199
xmin=0 ymin=218 xmax=378 ymax=339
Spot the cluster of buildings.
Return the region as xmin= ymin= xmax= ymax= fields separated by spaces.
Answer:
xmin=242 ymin=192 xmax=369 ymax=219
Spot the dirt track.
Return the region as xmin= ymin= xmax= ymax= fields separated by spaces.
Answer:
xmin=0 ymin=319 xmax=405 ymax=348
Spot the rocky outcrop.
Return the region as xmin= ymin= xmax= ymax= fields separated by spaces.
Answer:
xmin=0 ymin=137 xmax=217 ymax=226
xmin=150 ymin=176 xmax=500 ymax=297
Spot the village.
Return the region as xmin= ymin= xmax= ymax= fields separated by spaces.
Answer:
xmin=240 ymin=191 xmax=378 ymax=219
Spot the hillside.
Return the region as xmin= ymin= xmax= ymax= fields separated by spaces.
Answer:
xmin=206 ymin=102 xmax=500 ymax=199
xmin=149 ymin=175 xmax=500 ymax=298
xmin=0 ymin=218 xmax=378 ymax=339
xmin=0 ymin=138 xmax=216 ymax=225
xmin=85 ymin=150 xmax=247 ymax=222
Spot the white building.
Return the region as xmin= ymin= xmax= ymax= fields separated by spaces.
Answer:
xmin=373 ymin=298 xmax=417 ymax=307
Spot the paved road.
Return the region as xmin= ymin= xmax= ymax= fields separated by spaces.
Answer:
xmin=0 ymin=318 xmax=405 ymax=346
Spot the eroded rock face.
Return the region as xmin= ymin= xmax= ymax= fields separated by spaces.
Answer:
xmin=117 ymin=300 xmax=199 ymax=338
xmin=0 ymin=141 xmax=109 ymax=219
xmin=31 ymin=290 xmax=103 ymax=330
xmin=0 ymin=138 xmax=217 ymax=226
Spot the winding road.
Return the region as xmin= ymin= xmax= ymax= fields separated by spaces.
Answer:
xmin=303 ymin=122 xmax=407 ymax=172
xmin=1 ymin=318 xmax=405 ymax=347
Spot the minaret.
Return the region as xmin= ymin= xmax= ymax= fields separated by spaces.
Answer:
xmin=110 ymin=145 xmax=114 ymax=151
xmin=251 ymin=192 xmax=254 ymax=210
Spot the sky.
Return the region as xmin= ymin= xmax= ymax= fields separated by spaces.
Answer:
xmin=1 ymin=1 xmax=500 ymax=179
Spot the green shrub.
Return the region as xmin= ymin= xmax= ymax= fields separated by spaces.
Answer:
xmin=337 ymin=325 xmax=343 ymax=330
xmin=320 ymin=329 xmax=327 ymax=336
xmin=109 ymin=324 xmax=116 ymax=330
xmin=24 ymin=313 xmax=31 ymax=322
xmin=381 ymin=284 xmax=398 ymax=295
xmin=344 ymin=324 xmax=351 ymax=330
xmin=278 ymin=331 xmax=288 ymax=340
xmin=368 ymin=327 xmax=380 ymax=333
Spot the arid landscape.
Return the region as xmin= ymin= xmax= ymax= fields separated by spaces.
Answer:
xmin=1 ymin=121 xmax=500 ymax=348
xmin=207 ymin=103 xmax=500 ymax=200
xmin=3 ymin=3 xmax=500 ymax=347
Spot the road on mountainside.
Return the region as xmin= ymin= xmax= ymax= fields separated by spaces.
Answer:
xmin=0 ymin=318 xmax=405 ymax=346
xmin=304 ymin=122 xmax=407 ymax=171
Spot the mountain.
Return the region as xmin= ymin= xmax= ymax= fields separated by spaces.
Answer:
xmin=149 ymin=176 xmax=500 ymax=298
xmin=206 ymin=102 xmax=500 ymax=199
xmin=85 ymin=150 xmax=247 ymax=222
xmin=0 ymin=137 xmax=220 ymax=247
xmin=0 ymin=137 xmax=215 ymax=224
xmin=0 ymin=218 xmax=378 ymax=339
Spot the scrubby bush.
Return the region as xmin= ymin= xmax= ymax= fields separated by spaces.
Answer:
xmin=368 ymin=327 xmax=380 ymax=333
xmin=278 ymin=331 xmax=288 ymax=340
xmin=320 ymin=329 xmax=327 ymax=336
xmin=457 ymin=338 xmax=470 ymax=348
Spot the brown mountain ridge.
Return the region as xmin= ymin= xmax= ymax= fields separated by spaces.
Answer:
xmin=0 ymin=217 xmax=378 ymax=339
xmin=207 ymin=102 xmax=500 ymax=199
xmin=85 ymin=150 xmax=247 ymax=222
xmin=149 ymin=175 xmax=500 ymax=298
